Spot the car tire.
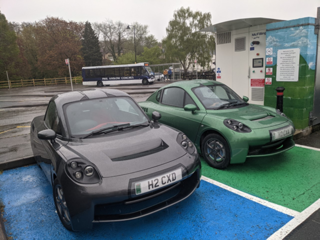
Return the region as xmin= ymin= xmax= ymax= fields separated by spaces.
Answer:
xmin=201 ymin=133 xmax=230 ymax=169
xmin=142 ymin=79 xmax=148 ymax=85
xmin=97 ymin=81 xmax=103 ymax=87
xmin=53 ymin=178 xmax=73 ymax=231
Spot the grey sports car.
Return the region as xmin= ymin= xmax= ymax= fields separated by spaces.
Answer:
xmin=30 ymin=89 xmax=201 ymax=231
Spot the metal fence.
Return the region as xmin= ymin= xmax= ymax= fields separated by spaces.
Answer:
xmin=0 ymin=76 xmax=83 ymax=89
xmin=181 ymin=72 xmax=216 ymax=80
xmin=149 ymin=63 xmax=216 ymax=81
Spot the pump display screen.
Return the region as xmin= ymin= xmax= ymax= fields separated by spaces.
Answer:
xmin=253 ymin=58 xmax=263 ymax=68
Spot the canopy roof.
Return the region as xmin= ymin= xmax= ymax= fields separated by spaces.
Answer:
xmin=201 ymin=18 xmax=282 ymax=33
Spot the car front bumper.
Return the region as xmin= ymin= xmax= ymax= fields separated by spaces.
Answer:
xmin=223 ymin=122 xmax=295 ymax=164
xmin=59 ymin=153 xmax=201 ymax=231
xmin=246 ymin=136 xmax=295 ymax=158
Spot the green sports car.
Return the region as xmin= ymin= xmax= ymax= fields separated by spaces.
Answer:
xmin=139 ymin=79 xmax=295 ymax=169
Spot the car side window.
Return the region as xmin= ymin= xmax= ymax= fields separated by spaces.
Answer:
xmin=156 ymin=90 xmax=162 ymax=102
xmin=161 ymin=88 xmax=185 ymax=108
xmin=45 ymin=101 xmax=61 ymax=134
xmin=185 ymin=93 xmax=196 ymax=106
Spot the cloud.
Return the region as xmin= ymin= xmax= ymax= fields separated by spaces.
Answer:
xmin=290 ymin=27 xmax=308 ymax=38
xmin=284 ymin=37 xmax=310 ymax=47
xmin=309 ymin=62 xmax=315 ymax=69
xmin=266 ymin=36 xmax=281 ymax=46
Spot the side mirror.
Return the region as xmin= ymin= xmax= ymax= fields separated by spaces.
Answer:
xmin=184 ymin=104 xmax=197 ymax=113
xmin=152 ymin=111 xmax=161 ymax=122
xmin=38 ymin=129 xmax=56 ymax=140
xmin=243 ymin=96 xmax=249 ymax=102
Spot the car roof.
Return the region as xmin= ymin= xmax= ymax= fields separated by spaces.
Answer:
xmin=53 ymin=89 xmax=130 ymax=107
xmin=161 ymin=79 xmax=224 ymax=89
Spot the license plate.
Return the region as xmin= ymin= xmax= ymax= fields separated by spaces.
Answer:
xmin=270 ymin=125 xmax=294 ymax=141
xmin=135 ymin=169 xmax=182 ymax=195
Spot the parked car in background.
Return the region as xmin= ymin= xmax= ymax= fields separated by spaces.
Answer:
xmin=30 ymin=89 xmax=201 ymax=231
xmin=154 ymin=72 xmax=165 ymax=81
xmin=139 ymin=79 xmax=295 ymax=169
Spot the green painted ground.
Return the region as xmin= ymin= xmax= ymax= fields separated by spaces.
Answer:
xmin=201 ymin=146 xmax=320 ymax=212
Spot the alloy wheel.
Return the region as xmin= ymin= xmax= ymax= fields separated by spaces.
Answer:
xmin=206 ymin=139 xmax=226 ymax=163
xmin=55 ymin=184 xmax=71 ymax=225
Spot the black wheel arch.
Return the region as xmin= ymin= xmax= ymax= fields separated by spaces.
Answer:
xmin=52 ymin=171 xmax=57 ymax=186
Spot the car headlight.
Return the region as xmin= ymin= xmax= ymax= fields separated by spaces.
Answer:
xmin=66 ymin=159 xmax=101 ymax=184
xmin=276 ymin=109 xmax=287 ymax=117
xmin=224 ymin=119 xmax=251 ymax=133
xmin=177 ymin=133 xmax=196 ymax=155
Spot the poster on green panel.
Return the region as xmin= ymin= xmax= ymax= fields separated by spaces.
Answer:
xmin=264 ymin=21 xmax=317 ymax=130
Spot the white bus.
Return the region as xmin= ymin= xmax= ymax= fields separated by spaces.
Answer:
xmin=82 ymin=63 xmax=155 ymax=86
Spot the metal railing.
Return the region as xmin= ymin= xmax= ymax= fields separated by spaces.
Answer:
xmin=0 ymin=76 xmax=83 ymax=89
xmin=180 ymin=72 xmax=216 ymax=80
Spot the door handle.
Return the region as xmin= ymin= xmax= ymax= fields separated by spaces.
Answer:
xmin=248 ymin=67 xmax=250 ymax=79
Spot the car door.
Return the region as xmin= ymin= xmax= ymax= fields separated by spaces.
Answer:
xmin=40 ymin=101 xmax=65 ymax=184
xmin=157 ymin=87 xmax=206 ymax=142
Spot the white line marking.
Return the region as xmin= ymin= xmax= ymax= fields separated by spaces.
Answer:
xmin=295 ymin=144 xmax=320 ymax=152
xmin=201 ymin=176 xmax=299 ymax=217
xmin=267 ymin=198 xmax=320 ymax=239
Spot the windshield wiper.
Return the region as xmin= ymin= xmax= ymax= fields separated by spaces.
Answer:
xmin=81 ymin=123 xmax=130 ymax=139
xmin=127 ymin=122 xmax=150 ymax=128
xmin=80 ymin=122 xmax=149 ymax=139
xmin=216 ymin=102 xmax=233 ymax=109
xmin=230 ymin=102 xmax=248 ymax=107
xmin=216 ymin=101 xmax=247 ymax=109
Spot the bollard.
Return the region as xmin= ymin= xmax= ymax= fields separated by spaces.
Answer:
xmin=276 ymin=87 xmax=285 ymax=112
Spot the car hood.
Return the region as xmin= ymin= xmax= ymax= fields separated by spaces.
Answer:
xmin=206 ymin=104 xmax=292 ymax=129
xmin=61 ymin=125 xmax=187 ymax=178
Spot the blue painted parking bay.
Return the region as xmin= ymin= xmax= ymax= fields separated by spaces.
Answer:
xmin=0 ymin=165 xmax=292 ymax=239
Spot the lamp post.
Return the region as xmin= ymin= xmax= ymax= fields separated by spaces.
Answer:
xmin=126 ymin=25 xmax=136 ymax=63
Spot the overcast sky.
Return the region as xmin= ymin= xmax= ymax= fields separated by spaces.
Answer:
xmin=1 ymin=0 xmax=320 ymax=40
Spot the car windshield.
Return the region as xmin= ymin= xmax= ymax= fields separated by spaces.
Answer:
xmin=193 ymin=85 xmax=246 ymax=110
xmin=65 ymin=97 xmax=148 ymax=137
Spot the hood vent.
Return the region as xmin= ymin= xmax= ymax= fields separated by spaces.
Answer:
xmin=110 ymin=141 xmax=169 ymax=161
xmin=251 ymin=115 xmax=274 ymax=122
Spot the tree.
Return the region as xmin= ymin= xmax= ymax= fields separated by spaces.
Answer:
xmin=125 ymin=23 xmax=149 ymax=56
xmin=163 ymin=7 xmax=215 ymax=73
xmin=35 ymin=17 xmax=84 ymax=77
xmin=144 ymin=35 xmax=159 ymax=49
xmin=116 ymin=46 xmax=165 ymax=65
xmin=14 ymin=22 xmax=40 ymax=78
xmin=0 ymin=11 xmax=20 ymax=81
xmin=82 ymin=21 xmax=102 ymax=66
xmin=115 ymin=52 xmax=135 ymax=64
xmin=94 ymin=20 xmax=128 ymax=62
xmin=139 ymin=46 xmax=164 ymax=64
